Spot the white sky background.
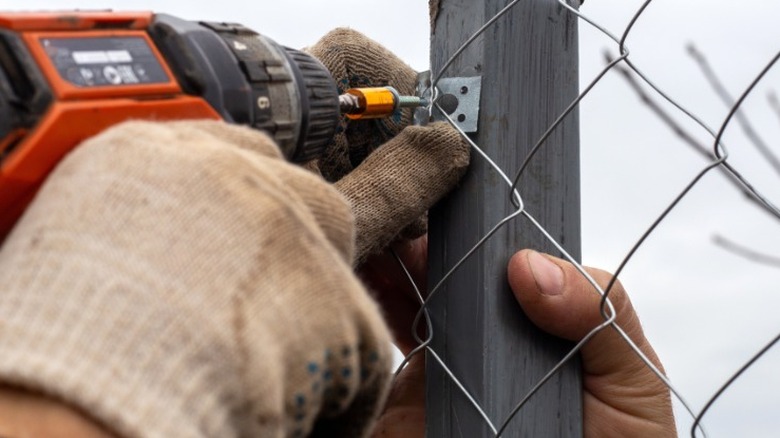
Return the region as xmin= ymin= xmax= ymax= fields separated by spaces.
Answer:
xmin=5 ymin=1 xmax=780 ymax=436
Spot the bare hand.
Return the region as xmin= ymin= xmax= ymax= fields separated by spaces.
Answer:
xmin=366 ymin=246 xmax=677 ymax=437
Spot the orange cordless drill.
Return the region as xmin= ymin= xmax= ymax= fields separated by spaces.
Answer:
xmin=0 ymin=11 xmax=425 ymax=241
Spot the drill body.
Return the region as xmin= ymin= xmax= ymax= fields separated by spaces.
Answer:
xmin=0 ymin=11 xmax=342 ymax=240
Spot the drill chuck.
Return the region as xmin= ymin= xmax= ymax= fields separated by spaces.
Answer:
xmin=149 ymin=15 xmax=340 ymax=163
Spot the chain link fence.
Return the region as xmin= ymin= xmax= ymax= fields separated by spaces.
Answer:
xmin=396 ymin=1 xmax=780 ymax=436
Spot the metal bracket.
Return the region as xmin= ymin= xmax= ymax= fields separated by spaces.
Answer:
xmin=414 ymin=71 xmax=483 ymax=133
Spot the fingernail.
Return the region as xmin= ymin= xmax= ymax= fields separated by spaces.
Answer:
xmin=528 ymin=251 xmax=564 ymax=296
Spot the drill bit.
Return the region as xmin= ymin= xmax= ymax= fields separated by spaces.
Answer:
xmin=339 ymin=86 xmax=428 ymax=120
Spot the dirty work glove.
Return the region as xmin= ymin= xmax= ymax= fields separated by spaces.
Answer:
xmin=307 ymin=29 xmax=469 ymax=264
xmin=0 ymin=121 xmax=394 ymax=438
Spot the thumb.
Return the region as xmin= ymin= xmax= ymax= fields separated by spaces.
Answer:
xmin=508 ymin=249 xmax=656 ymax=376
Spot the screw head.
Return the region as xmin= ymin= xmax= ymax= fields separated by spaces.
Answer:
xmin=257 ymin=96 xmax=271 ymax=110
xmin=438 ymin=94 xmax=459 ymax=115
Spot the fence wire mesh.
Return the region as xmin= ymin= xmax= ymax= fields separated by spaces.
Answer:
xmin=396 ymin=1 xmax=780 ymax=436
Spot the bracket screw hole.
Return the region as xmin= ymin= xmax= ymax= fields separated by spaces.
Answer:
xmin=460 ymin=86 xmax=469 ymax=95
xmin=457 ymin=114 xmax=467 ymax=122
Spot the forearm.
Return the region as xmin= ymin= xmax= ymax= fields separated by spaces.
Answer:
xmin=0 ymin=385 xmax=117 ymax=438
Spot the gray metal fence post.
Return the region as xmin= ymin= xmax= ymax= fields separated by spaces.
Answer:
xmin=426 ymin=0 xmax=583 ymax=436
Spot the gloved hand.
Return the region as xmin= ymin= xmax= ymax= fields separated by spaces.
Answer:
xmin=0 ymin=121 xmax=394 ymax=437
xmin=0 ymin=30 xmax=470 ymax=438
xmin=306 ymin=29 xmax=468 ymax=264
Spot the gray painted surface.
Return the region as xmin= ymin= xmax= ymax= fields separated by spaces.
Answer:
xmin=426 ymin=0 xmax=583 ymax=436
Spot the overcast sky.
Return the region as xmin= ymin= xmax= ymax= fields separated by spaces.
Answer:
xmin=578 ymin=3 xmax=780 ymax=437
xmin=5 ymin=1 xmax=780 ymax=436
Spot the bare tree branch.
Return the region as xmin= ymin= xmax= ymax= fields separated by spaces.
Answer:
xmin=604 ymin=50 xmax=712 ymax=159
xmin=713 ymin=234 xmax=780 ymax=269
xmin=605 ymin=49 xmax=780 ymax=224
xmin=687 ymin=43 xmax=780 ymax=177
xmin=768 ymin=90 xmax=780 ymax=127
xmin=605 ymin=48 xmax=780 ymax=267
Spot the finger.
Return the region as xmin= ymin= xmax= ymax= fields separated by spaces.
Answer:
xmin=248 ymin=156 xmax=356 ymax=263
xmin=397 ymin=213 xmax=428 ymax=241
xmin=370 ymin=353 xmax=425 ymax=438
xmin=308 ymin=27 xmax=416 ymax=108
xmin=335 ymin=123 xmax=470 ymax=264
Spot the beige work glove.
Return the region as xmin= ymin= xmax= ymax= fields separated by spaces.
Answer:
xmin=0 ymin=121 xmax=395 ymax=438
xmin=306 ymin=28 xmax=468 ymax=264
xmin=0 ymin=31 xmax=469 ymax=438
